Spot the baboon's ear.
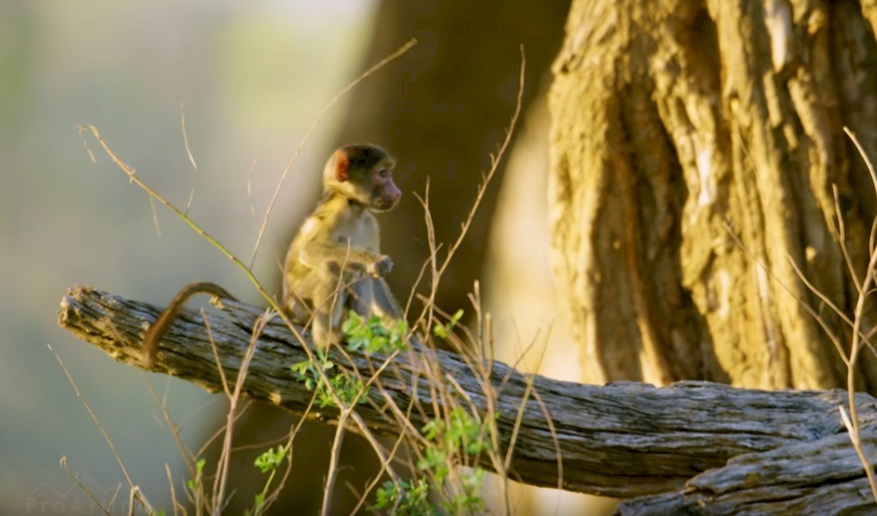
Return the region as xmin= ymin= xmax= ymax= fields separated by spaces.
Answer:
xmin=333 ymin=149 xmax=350 ymax=182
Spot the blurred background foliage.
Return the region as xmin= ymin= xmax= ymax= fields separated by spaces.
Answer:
xmin=1 ymin=0 xmax=375 ymax=510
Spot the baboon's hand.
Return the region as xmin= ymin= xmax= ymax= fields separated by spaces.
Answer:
xmin=368 ymin=255 xmax=394 ymax=277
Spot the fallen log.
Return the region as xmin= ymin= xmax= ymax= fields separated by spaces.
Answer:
xmin=58 ymin=284 xmax=877 ymax=513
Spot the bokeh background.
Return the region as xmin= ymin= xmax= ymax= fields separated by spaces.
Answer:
xmin=1 ymin=1 xmax=600 ymax=513
xmin=1 ymin=1 xmax=381 ymax=511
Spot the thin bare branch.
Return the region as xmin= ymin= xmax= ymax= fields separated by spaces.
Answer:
xmin=179 ymin=99 xmax=200 ymax=215
xmin=50 ymin=345 xmax=143 ymax=503
xmin=248 ymin=38 xmax=418 ymax=269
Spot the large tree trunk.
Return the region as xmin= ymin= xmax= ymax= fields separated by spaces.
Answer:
xmin=549 ymin=0 xmax=877 ymax=390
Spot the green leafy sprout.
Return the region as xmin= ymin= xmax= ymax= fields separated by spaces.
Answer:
xmin=342 ymin=310 xmax=409 ymax=353
xmin=290 ymin=351 xmax=366 ymax=408
xmin=186 ymin=458 xmax=206 ymax=494
xmin=290 ymin=310 xmax=412 ymax=408
xmin=246 ymin=445 xmax=289 ymax=516
xmin=373 ymin=406 xmax=490 ymax=514
xmin=433 ymin=309 xmax=464 ymax=339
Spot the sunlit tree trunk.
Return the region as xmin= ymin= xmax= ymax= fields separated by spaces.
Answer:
xmin=549 ymin=0 xmax=877 ymax=390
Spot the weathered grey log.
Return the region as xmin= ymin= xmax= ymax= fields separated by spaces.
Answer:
xmin=618 ymin=428 xmax=877 ymax=514
xmin=58 ymin=285 xmax=877 ymax=513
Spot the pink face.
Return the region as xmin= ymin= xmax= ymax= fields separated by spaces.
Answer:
xmin=370 ymin=164 xmax=401 ymax=212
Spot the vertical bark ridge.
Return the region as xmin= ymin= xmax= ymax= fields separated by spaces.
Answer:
xmin=550 ymin=0 xmax=877 ymax=390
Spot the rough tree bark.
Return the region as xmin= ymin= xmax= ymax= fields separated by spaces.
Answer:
xmin=549 ymin=0 xmax=877 ymax=390
xmin=58 ymin=285 xmax=877 ymax=513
